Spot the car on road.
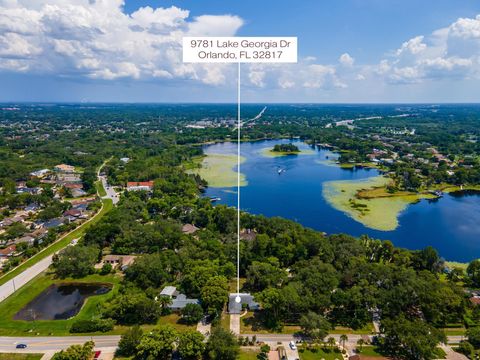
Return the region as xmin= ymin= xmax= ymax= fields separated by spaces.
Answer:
xmin=289 ymin=341 xmax=297 ymax=350
xmin=16 ymin=344 xmax=27 ymax=349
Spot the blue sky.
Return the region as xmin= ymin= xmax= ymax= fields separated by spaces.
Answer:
xmin=0 ymin=0 xmax=480 ymax=102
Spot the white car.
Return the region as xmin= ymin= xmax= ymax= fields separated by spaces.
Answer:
xmin=289 ymin=341 xmax=297 ymax=350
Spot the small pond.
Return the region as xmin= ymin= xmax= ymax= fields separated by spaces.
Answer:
xmin=14 ymin=283 xmax=111 ymax=321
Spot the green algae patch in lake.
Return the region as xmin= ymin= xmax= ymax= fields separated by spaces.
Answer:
xmin=323 ymin=176 xmax=431 ymax=231
xmin=188 ymin=153 xmax=247 ymax=188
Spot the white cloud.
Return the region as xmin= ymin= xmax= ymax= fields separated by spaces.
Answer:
xmin=0 ymin=0 xmax=243 ymax=84
xmin=339 ymin=53 xmax=354 ymax=66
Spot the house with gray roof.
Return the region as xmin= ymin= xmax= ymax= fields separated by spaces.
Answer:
xmin=159 ymin=286 xmax=200 ymax=311
xmin=228 ymin=293 xmax=260 ymax=314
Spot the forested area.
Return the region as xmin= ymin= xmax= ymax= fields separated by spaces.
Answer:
xmin=2 ymin=103 xmax=480 ymax=359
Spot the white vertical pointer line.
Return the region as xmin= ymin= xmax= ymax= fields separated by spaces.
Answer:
xmin=237 ymin=61 xmax=241 ymax=297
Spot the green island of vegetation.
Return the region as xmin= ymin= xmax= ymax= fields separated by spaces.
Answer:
xmin=186 ymin=153 xmax=247 ymax=188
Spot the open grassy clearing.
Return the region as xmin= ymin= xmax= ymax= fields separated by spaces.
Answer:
xmin=0 ymin=354 xmax=43 ymax=360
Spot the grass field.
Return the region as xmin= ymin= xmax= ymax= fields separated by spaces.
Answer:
xmin=0 ymin=273 xmax=121 ymax=336
xmin=187 ymin=153 xmax=247 ymax=188
xmin=0 ymin=198 xmax=113 ymax=287
xmin=357 ymin=346 xmax=385 ymax=357
xmin=0 ymin=354 xmax=43 ymax=360
xmin=322 ymin=176 xmax=433 ymax=231
xmin=330 ymin=324 xmax=374 ymax=335
xmin=239 ymin=349 xmax=260 ymax=360
xmin=96 ymin=180 xmax=107 ymax=197
xmin=299 ymin=346 xmax=344 ymax=360
xmin=240 ymin=312 xmax=301 ymax=335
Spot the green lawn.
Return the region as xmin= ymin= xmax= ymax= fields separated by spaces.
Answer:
xmin=331 ymin=324 xmax=374 ymax=335
xmin=0 ymin=355 xmax=43 ymax=360
xmin=240 ymin=311 xmax=301 ymax=334
xmin=0 ymin=198 xmax=113 ymax=286
xmin=299 ymin=346 xmax=344 ymax=360
xmin=239 ymin=349 xmax=260 ymax=360
xmin=0 ymin=273 xmax=121 ymax=336
xmin=96 ymin=179 xmax=107 ymax=197
xmin=357 ymin=346 xmax=385 ymax=357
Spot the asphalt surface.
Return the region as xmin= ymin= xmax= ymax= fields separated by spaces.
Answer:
xmin=99 ymin=175 xmax=119 ymax=205
xmin=0 ymin=334 xmax=467 ymax=354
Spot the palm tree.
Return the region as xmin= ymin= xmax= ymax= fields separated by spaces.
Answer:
xmin=357 ymin=338 xmax=365 ymax=352
xmin=340 ymin=334 xmax=348 ymax=349
xmin=327 ymin=337 xmax=336 ymax=350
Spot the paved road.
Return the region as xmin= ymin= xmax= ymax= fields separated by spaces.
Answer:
xmin=99 ymin=175 xmax=119 ymax=205
xmin=0 ymin=255 xmax=54 ymax=302
xmin=0 ymin=333 xmax=466 ymax=354
xmin=0 ymin=336 xmax=121 ymax=353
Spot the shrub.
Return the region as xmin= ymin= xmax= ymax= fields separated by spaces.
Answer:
xmin=70 ymin=318 xmax=115 ymax=333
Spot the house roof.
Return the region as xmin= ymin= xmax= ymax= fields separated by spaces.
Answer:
xmin=43 ymin=218 xmax=64 ymax=228
xmin=14 ymin=236 xmax=34 ymax=244
xmin=54 ymin=164 xmax=75 ymax=172
xmin=160 ymin=286 xmax=178 ymax=297
xmin=182 ymin=224 xmax=199 ymax=234
xmin=127 ymin=181 xmax=154 ymax=188
xmin=169 ymin=294 xmax=200 ymax=309
xmin=64 ymin=209 xmax=82 ymax=217
xmin=0 ymin=245 xmax=16 ymax=256
xmin=228 ymin=293 xmax=260 ymax=314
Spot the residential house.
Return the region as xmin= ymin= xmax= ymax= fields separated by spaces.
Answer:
xmin=54 ymin=164 xmax=76 ymax=173
xmin=126 ymin=181 xmax=154 ymax=192
xmin=159 ymin=286 xmax=200 ymax=311
xmin=30 ymin=169 xmax=50 ymax=178
xmin=25 ymin=203 xmax=41 ymax=212
xmin=102 ymin=255 xmax=136 ymax=271
xmin=0 ymin=245 xmax=16 ymax=257
xmin=228 ymin=293 xmax=260 ymax=314
xmin=14 ymin=235 xmax=35 ymax=246
xmin=71 ymin=189 xmax=87 ymax=198
xmin=43 ymin=218 xmax=65 ymax=229
xmin=120 ymin=157 xmax=130 ymax=163
xmin=182 ymin=224 xmax=199 ymax=235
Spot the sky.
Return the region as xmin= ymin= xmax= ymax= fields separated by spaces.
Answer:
xmin=0 ymin=0 xmax=480 ymax=103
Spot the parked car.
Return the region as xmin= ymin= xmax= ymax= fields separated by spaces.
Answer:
xmin=289 ymin=341 xmax=297 ymax=350
xmin=16 ymin=344 xmax=27 ymax=349
xmin=94 ymin=350 xmax=101 ymax=359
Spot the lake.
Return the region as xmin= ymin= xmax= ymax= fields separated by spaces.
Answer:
xmin=14 ymin=283 xmax=111 ymax=321
xmin=201 ymin=140 xmax=480 ymax=262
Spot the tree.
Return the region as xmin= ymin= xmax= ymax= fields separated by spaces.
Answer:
xmin=380 ymin=315 xmax=447 ymax=360
xmin=103 ymin=291 xmax=161 ymax=325
xmin=52 ymin=246 xmax=98 ymax=278
xmin=340 ymin=334 xmax=348 ymax=349
xmin=181 ymin=303 xmax=204 ymax=325
xmin=205 ymin=327 xmax=239 ymax=360
xmin=117 ymin=325 xmax=143 ymax=357
xmin=246 ymin=259 xmax=287 ymax=291
xmin=467 ymin=260 xmax=480 ymax=288
xmin=357 ymin=339 xmax=365 ymax=351
xmin=299 ymin=311 xmax=331 ymax=342
xmin=200 ymin=276 xmax=229 ymax=315
xmin=327 ymin=337 xmax=336 ymax=349
xmin=136 ymin=325 xmax=178 ymax=360
xmin=257 ymin=288 xmax=286 ymax=329
xmin=52 ymin=341 xmax=94 ymax=360
xmin=466 ymin=327 xmax=480 ymax=348
xmin=177 ymin=330 xmax=205 ymax=359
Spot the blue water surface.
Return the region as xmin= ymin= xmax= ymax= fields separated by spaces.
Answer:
xmin=203 ymin=140 xmax=480 ymax=262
